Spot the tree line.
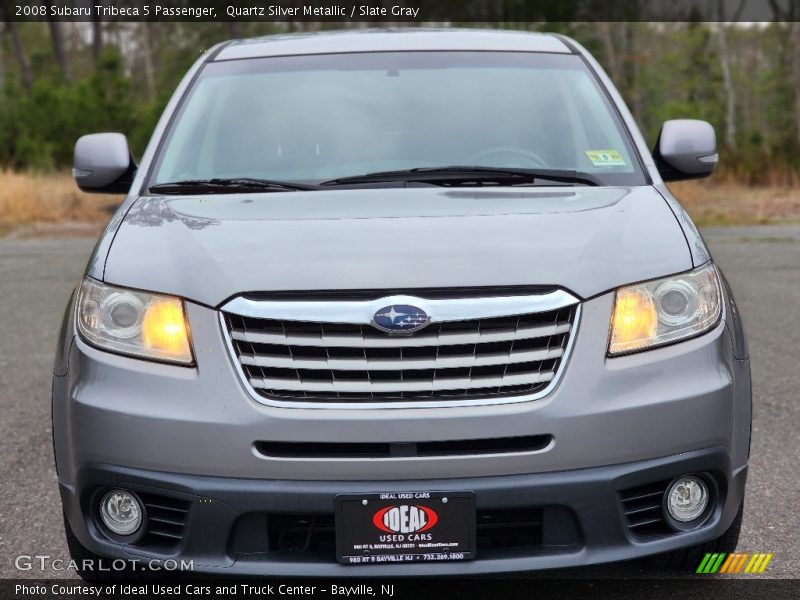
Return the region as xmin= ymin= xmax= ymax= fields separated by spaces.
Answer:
xmin=1 ymin=18 xmax=799 ymax=184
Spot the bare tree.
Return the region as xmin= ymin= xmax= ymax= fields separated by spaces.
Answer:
xmin=598 ymin=22 xmax=644 ymax=124
xmin=92 ymin=0 xmax=104 ymax=62
xmin=44 ymin=1 xmax=70 ymax=81
xmin=769 ymin=0 xmax=800 ymax=146
xmin=627 ymin=24 xmax=645 ymax=125
xmin=0 ymin=26 xmax=5 ymax=90
xmin=140 ymin=23 xmax=156 ymax=102
xmin=228 ymin=1 xmax=243 ymax=38
xmin=792 ymin=22 xmax=800 ymax=147
xmin=600 ymin=22 xmax=622 ymax=85
xmin=2 ymin=19 xmax=33 ymax=93
xmin=92 ymin=18 xmax=104 ymax=64
xmin=715 ymin=0 xmax=746 ymax=149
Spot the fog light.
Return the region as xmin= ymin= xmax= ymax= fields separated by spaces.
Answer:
xmin=100 ymin=489 xmax=142 ymax=536
xmin=666 ymin=476 xmax=709 ymax=522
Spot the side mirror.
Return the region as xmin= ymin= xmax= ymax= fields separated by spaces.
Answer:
xmin=73 ymin=133 xmax=136 ymax=193
xmin=653 ymin=119 xmax=718 ymax=181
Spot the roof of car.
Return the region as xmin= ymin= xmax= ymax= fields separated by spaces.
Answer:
xmin=214 ymin=29 xmax=573 ymax=61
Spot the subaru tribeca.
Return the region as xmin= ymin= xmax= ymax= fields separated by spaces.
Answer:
xmin=54 ymin=30 xmax=750 ymax=578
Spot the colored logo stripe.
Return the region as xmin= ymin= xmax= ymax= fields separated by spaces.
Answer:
xmin=697 ymin=553 xmax=727 ymax=573
xmin=719 ymin=553 xmax=736 ymax=573
xmin=745 ymin=553 xmax=774 ymax=573
xmin=733 ymin=552 xmax=751 ymax=573
xmin=697 ymin=552 xmax=773 ymax=574
xmin=719 ymin=553 xmax=748 ymax=573
xmin=696 ymin=553 xmax=714 ymax=573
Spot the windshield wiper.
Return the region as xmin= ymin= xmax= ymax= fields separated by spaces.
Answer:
xmin=320 ymin=166 xmax=602 ymax=187
xmin=149 ymin=178 xmax=318 ymax=195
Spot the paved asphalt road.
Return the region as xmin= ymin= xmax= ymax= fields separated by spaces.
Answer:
xmin=0 ymin=227 xmax=798 ymax=581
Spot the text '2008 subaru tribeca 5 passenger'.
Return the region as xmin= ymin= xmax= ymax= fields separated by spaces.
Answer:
xmin=55 ymin=29 xmax=750 ymax=577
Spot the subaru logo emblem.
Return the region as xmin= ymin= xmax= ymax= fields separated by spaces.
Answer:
xmin=371 ymin=304 xmax=430 ymax=334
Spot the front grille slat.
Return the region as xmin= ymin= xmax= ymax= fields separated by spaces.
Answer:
xmin=624 ymin=504 xmax=663 ymax=516
xmin=147 ymin=514 xmax=188 ymax=527
xmin=620 ymin=490 xmax=664 ymax=503
xmin=251 ymin=369 xmax=555 ymax=393
xmin=627 ymin=516 xmax=664 ymax=528
xmin=142 ymin=502 xmax=189 ymax=514
xmin=147 ymin=527 xmax=184 ymax=540
xmin=241 ymin=346 xmax=563 ymax=371
xmin=230 ymin=322 xmax=571 ymax=348
xmin=224 ymin=296 xmax=578 ymax=405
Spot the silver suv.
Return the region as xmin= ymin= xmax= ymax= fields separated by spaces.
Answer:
xmin=54 ymin=29 xmax=750 ymax=578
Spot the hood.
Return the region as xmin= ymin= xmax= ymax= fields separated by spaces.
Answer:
xmin=103 ymin=187 xmax=692 ymax=306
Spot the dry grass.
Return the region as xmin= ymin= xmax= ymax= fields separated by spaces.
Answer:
xmin=668 ymin=180 xmax=800 ymax=227
xmin=0 ymin=170 xmax=121 ymax=236
xmin=1 ymin=171 xmax=799 ymax=237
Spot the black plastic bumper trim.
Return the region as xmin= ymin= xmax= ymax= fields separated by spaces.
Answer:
xmin=59 ymin=447 xmax=746 ymax=576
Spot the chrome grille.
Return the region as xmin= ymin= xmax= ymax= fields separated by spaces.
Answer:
xmin=221 ymin=292 xmax=579 ymax=408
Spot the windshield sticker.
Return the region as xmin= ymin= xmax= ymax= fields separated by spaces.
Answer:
xmin=585 ymin=149 xmax=627 ymax=167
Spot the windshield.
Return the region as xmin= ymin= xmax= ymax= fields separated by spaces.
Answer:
xmin=151 ymin=51 xmax=646 ymax=188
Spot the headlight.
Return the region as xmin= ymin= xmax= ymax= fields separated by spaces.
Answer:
xmin=77 ymin=277 xmax=193 ymax=365
xmin=609 ymin=263 xmax=722 ymax=355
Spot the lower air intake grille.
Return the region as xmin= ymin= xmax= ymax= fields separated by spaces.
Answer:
xmin=137 ymin=493 xmax=191 ymax=551
xmin=476 ymin=508 xmax=543 ymax=552
xmin=222 ymin=296 xmax=578 ymax=405
xmin=264 ymin=508 xmax=544 ymax=559
xmin=620 ymin=480 xmax=671 ymax=540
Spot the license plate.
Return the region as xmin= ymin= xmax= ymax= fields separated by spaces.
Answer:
xmin=335 ymin=491 xmax=476 ymax=565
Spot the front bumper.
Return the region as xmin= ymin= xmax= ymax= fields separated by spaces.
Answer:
xmin=54 ymin=288 xmax=752 ymax=575
xmin=61 ymin=448 xmax=746 ymax=576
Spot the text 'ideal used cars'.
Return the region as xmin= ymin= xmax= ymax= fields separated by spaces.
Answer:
xmin=54 ymin=29 xmax=750 ymax=579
